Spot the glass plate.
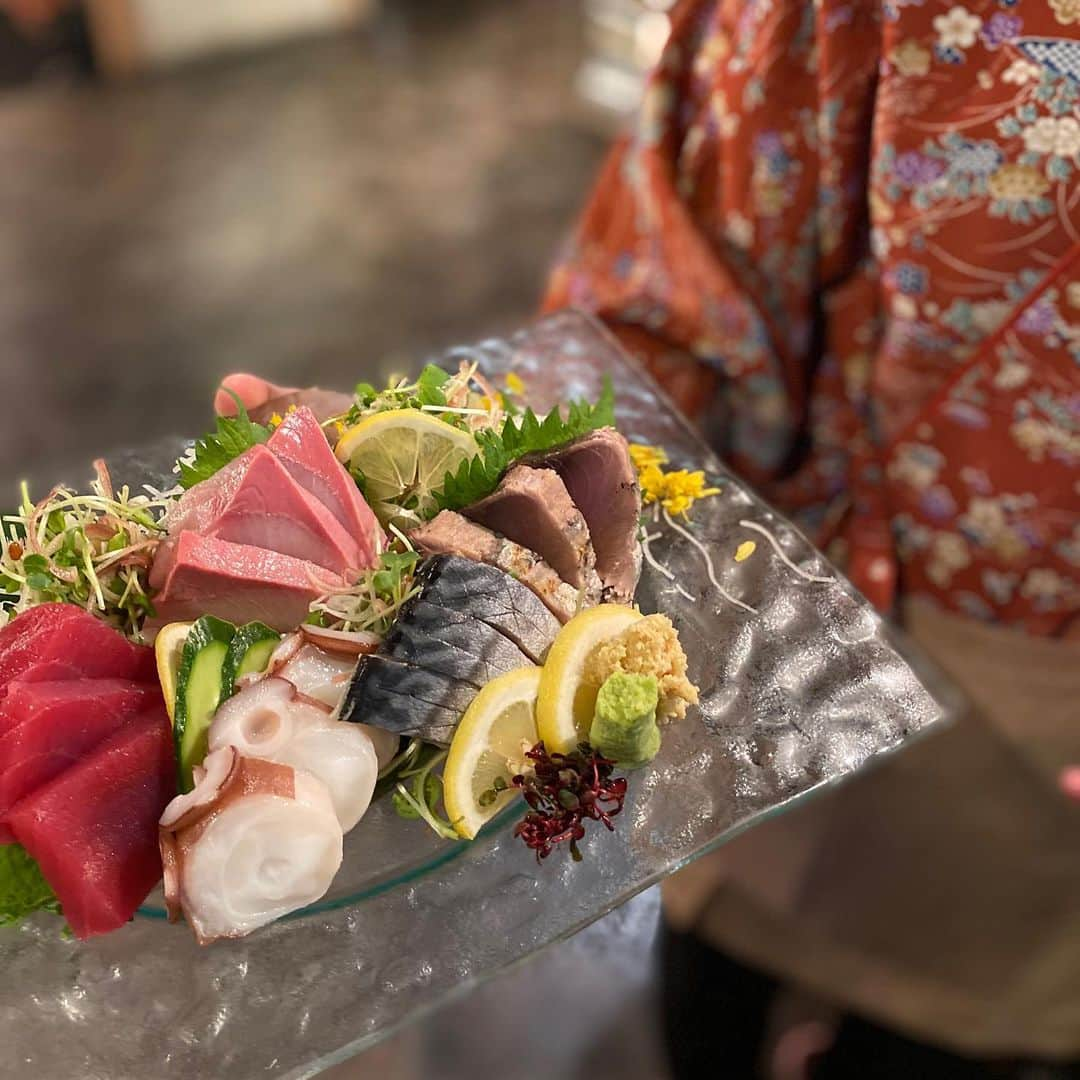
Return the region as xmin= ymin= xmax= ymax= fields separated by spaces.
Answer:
xmin=0 ymin=312 xmax=960 ymax=1079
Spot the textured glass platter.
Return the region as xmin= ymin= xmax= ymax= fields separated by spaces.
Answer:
xmin=0 ymin=312 xmax=957 ymax=1079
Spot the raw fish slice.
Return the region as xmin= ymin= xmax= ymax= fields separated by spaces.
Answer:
xmin=411 ymin=511 xmax=579 ymax=622
xmin=152 ymin=532 xmax=345 ymax=633
xmin=0 ymin=604 xmax=83 ymax=671
xmin=0 ymin=679 xmax=162 ymax=843
xmin=0 ymin=662 xmax=83 ymax=737
xmin=522 ymin=428 xmax=642 ymax=603
xmin=7 ymin=706 xmax=176 ymax=939
xmin=383 ymin=603 xmax=533 ymax=689
xmin=0 ymin=603 xmax=156 ymax=697
xmin=339 ymin=677 xmax=461 ymax=748
xmin=267 ymin=406 xmax=383 ymax=564
xmin=395 ymin=600 xmax=533 ymax=668
xmin=161 ymin=445 xmax=366 ymax=577
xmin=352 ymin=655 xmax=478 ymax=714
xmin=341 ymin=654 xmax=481 ymax=746
xmin=464 ymin=465 xmax=602 ymax=600
xmin=411 ymin=555 xmax=560 ymax=662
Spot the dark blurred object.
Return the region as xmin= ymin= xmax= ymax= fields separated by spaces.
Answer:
xmin=0 ymin=0 xmax=92 ymax=87
xmin=661 ymin=927 xmax=1080 ymax=1080
xmin=577 ymin=0 xmax=672 ymax=127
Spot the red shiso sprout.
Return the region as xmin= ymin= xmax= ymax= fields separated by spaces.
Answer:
xmin=511 ymin=742 xmax=628 ymax=862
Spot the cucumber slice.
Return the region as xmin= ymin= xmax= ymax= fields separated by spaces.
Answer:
xmin=173 ymin=616 xmax=236 ymax=792
xmin=221 ymin=622 xmax=281 ymax=697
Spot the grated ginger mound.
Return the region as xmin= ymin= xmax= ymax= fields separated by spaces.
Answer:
xmin=584 ymin=614 xmax=698 ymax=721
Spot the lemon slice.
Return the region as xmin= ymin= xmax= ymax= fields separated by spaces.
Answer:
xmin=443 ymin=666 xmax=541 ymax=840
xmin=536 ymin=605 xmax=642 ymax=754
xmin=334 ymin=410 xmax=478 ymax=527
xmin=154 ymin=621 xmax=193 ymax=725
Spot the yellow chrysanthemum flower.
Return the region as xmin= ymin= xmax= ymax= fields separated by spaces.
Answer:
xmin=628 ymin=443 xmax=670 ymax=470
xmin=637 ymin=458 xmax=720 ymax=517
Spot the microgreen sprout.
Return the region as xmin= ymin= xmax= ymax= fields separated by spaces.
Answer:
xmin=0 ymin=463 xmax=170 ymax=642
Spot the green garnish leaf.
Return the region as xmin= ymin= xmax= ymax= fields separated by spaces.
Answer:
xmin=177 ymin=392 xmax=271 ymax=490
xmin=354 ymin=381 xmax=378 ymax=405
xmin=434 ymin=376 xmax=615 ymax=512
xmin=371 ymin=550 xmax=420 ymax=595
xmin=415 ymin=364 xmax=449 ymax=408
xmin=0 ymin=843 xmax=60 ymax=927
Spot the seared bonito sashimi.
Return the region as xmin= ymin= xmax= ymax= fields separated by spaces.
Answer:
xmin=463 ymin=466 xmax=602 ymax=603
xmin=522 ymin=428 xmax=642 ymax=604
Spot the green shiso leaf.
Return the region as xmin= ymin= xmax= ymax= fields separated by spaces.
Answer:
xmin=0 ymin=843 xmax=60 ymax=927
xmin=177 ymin=392 xmax=271 ymax=490
xmin=433 ymin=375 xmax=615 ymax=513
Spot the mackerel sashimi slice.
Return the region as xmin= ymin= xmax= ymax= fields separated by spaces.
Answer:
xmin=267 ymin=406 xmax=383 ymax=564
xmin=0 ymin=679 xmax=163 ymax=843
xmin=410 ymin=555 xmax=561 ymax=663
xmin=160 ymin=445 xmax=366 ymax=577
xmin=0 ymin=604 xmax=156 ymax=697
xmin=341 ymin=654 xmax=480 ymax=747
xmin=382 ymin=599 xmax=533 ymax=689
xmin=6 ymin=706 xmax=176 ymax=939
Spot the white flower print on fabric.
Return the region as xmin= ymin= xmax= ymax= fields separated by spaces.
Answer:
xmin=933 ymin=6 xmax=982 ymax=49
xmin=1022 ymin=116 xmax=1080 ymax=158
xmin=1002 ymin=58 xmax=1041 ymax=85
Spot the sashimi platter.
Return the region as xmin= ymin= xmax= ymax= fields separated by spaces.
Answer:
xmin=1 ymin=314 xmax=951 ymax=1073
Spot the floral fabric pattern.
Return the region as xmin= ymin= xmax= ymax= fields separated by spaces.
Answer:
xmin=545 ymin=0 xmax=1080 ymax=634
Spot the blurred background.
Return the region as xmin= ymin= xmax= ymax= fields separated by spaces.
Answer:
xmin=0 ymin=1 xmax=673 ymax=1076
xmin=0 ymin=0 xmax=671 ymax=496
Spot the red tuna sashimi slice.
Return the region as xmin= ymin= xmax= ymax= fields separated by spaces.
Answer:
xmin=7 ymin=706 xmax=175 ymax=939
xmin=0 ymin=605 xmax=84 ymax=687
xmin=152 ymin=532 xmax=345 ymax=632
xmin=159 ymin=445 xmax=365 ymax=577
xmin=267 ymin=406 xmax=382 ymax=566
xmin=0 ymin=603 xmax=155 ymax=697
xmin=0 ymin=662 xmax=86 ymax=740
xmin=0 ymin=679 xmax=162 ymax=843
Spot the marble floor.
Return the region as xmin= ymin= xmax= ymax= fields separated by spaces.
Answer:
xmin=0 ymin=3 xmax=670 ymax=1077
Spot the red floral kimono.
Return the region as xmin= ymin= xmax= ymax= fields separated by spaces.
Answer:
xmin=546 ymin=0 xmax=1080 ymax=635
